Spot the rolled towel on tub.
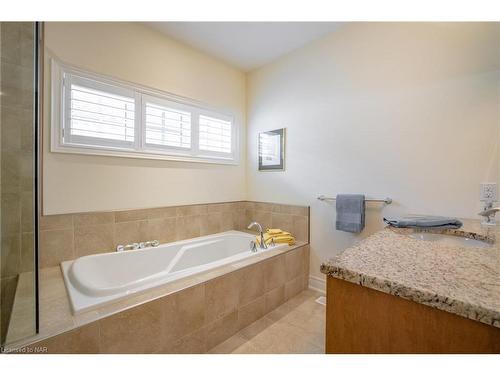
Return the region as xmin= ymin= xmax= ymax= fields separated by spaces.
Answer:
xmin=335 ymin=194 xmax=365 ymax=233
xmin=383 ymin=216 xmax=463 ymax=229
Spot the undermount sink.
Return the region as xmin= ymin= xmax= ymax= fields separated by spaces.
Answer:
xmin=408 ymin=232 xmax=492 ymax=248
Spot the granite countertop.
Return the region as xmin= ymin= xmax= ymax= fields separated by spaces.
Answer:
xmin=320 ymin=219 xmax=500 ymax=328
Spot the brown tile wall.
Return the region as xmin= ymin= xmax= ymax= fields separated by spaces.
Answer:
xmin=24 ymin=244 xmax=310 ymax=353
xmin=1 ymin=22 xmax=36 ymax=345
xmin=40 ymin=201 xmax=310 ymax=268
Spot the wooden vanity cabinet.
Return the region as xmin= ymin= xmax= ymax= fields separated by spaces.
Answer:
xmin=325 ymin=277 xmax=500 ymax=353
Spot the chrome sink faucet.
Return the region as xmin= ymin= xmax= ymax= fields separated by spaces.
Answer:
xmin=247 ymin=221 xmax=268 ymax=249
xmin=478 ymin=202 xmax=500 ymax=225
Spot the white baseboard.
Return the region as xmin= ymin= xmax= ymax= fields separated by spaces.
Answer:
xmin=308 ymin=275 xmax=326 ymax=294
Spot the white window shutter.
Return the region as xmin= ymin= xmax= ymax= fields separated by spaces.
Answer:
xmin=199 ymin=115 xmax=232 ymax=154
xmin=144 ymin=102 xmax=191 ymax=149
xmin=69 ymin=83 xmax=135 ymax=145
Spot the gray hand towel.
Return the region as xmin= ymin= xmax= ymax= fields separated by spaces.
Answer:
xmin=383 ymin=216 xmax=463 ymax=229
xmin=335 ymin=194 xmax=365 ymax=233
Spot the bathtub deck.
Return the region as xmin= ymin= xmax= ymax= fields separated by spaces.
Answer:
xmin=209 ymin=289 xmax=325 ymax=354
xmin=5 ymin=240 xmax=309 ymax=351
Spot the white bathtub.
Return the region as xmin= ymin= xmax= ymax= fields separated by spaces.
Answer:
xmin=61 ymin=230 xmax=284 ymax=314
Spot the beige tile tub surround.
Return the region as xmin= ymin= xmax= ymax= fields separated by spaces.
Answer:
xmin=18 ymin=244 xmax=310 ymax=353
xmin=39 ymin=201 xmax=310 ymax=268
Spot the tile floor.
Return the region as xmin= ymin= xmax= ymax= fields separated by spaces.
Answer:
xmin=209 ymin=289 xmax=325 ymax=354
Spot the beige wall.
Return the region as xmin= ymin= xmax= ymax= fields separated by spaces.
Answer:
xmin=43 ymin=22 xmax=247 ymax=215
xmin=43 ymin=22 xmax=500 ymax=287
xmin=246 ymin=23 xmax=500 ymax=284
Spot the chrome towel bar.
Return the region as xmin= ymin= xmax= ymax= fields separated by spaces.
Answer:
xmin=317 ymin=195 xmax=392 ymax=204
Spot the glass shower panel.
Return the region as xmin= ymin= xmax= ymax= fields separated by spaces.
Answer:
xmin=0 ymin=22 xmax=38 ymax=347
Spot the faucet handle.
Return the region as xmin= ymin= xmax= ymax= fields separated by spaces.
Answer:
xmin=143 ymin=240 xmax=160 ymax=248
xmin=116 ymin=243 xmax=139 ymax=252
xmin=132 ymin=240 xmax=160 ymax=249
xmin=479 ymin=202 xmax=498 ymax=225
xmin=484 ymin=201 xmax=493 ymax=211
xmin=250 ymin=240 xmax=257 ymax=252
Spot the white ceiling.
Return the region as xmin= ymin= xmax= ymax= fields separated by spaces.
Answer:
xmin=146 ymin=22 xmax=343 ymax=71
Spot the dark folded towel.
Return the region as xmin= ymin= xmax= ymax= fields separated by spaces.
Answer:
xmin=336 ymin=194 xmax=365 ymax=233
xmin=383 ymin=216 xmax=463 ymax=229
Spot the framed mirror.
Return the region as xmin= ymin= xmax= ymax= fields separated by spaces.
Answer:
xmin=258 ymin=128 xmax=286 ymax=171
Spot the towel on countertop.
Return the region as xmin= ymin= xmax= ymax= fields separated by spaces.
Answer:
xmin=335 ymin=194 xmax=365 ymax=233
xmin=383 ymin=215 xmax=463 ymax=229
xmin=256 ymin=228 xmax=296 ymax=246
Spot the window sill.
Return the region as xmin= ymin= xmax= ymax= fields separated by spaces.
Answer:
xmin=50 ymin=143 xmax=239 ymax=165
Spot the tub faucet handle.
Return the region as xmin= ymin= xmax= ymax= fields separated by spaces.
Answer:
xmin=116 ymin=243 xmax=139 ymax=252
xmin=140 ymin=240 xmax=160 ymax=248
xmin=250 ymin=240 xmax=258 ymax=252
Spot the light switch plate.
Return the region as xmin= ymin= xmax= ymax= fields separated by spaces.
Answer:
xmin=480 ymin=183 xmax=497 ymax=202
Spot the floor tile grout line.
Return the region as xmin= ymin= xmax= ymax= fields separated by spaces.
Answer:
xmin=209 ymin=290 xmax=325 ymax=354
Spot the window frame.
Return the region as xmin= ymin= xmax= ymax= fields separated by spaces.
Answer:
xmin=51 ymin=59 xmax=239 ymax=165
